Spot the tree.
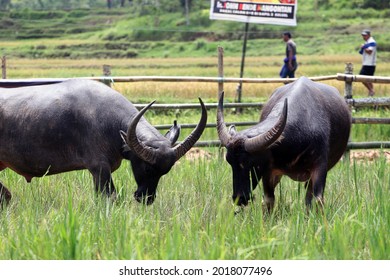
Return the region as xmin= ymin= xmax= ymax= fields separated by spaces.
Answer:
xmin=120 ymin=0 xmax=133 ymax=7
xmin=318 ymin=0 xmax=389 ymax=9
xmin=362 ymin=0 xmax=389 ymax=9
xmin=180 ymin=0 xmax=191 ymax=10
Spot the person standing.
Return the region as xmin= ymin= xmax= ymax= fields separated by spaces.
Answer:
xmin=280 ymin=31 xmax=297 ymax=78
xmin=359 ymin=29 xmax=377 ymax=96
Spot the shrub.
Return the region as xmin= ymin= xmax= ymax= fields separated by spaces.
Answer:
xmin=125 ymin=49 xmax=138 ymax=58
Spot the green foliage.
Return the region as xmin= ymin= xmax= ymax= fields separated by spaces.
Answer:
xmin=319 ymin=0 xmax=390 ymax=9
xmin=0 ymin=1 xmax=389 ymax=59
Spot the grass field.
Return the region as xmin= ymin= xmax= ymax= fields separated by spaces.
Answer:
xmin=0 ymin=56 xmax=389 ymax=260
xmin=0 ymin=150 xmax=388 ymax=259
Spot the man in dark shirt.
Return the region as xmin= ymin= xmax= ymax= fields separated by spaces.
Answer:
xmin=280 ymin=31 xmax=298 ymax=78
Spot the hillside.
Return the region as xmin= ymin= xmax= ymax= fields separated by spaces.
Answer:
xmin=0 ymin=1 xmax=389 ymax=60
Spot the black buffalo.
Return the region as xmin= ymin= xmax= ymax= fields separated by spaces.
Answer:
xmin=0 ymin=79 xmax=207 ymax=205
xmin=217 ymin=77 xmax=351 ymax=211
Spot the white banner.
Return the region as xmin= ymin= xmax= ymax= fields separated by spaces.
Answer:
xmin=210 ymin=0 xmax=298 ymax=26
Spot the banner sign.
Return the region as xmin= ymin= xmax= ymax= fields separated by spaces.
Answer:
xmin=210 ymin=0 xmax=297 ymax=26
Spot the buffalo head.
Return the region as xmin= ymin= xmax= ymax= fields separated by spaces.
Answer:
xmin=217 ymin=91 xmax=287 ymax=207
xmin=121 ymin=98 xmax=207 ymax=205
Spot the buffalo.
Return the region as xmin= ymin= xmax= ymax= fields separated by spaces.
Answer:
xmin=217 ymin=77 xmax=351 ymax=211
xmin=0 ymin=79 xmax=207 ymax=205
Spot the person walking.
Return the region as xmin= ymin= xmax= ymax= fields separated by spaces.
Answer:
xmin=359 ymin=29 xmax=377 ymax=96
xmin=280 ymin=31 xmax=297 ymax=79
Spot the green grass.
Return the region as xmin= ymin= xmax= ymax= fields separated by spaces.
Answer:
xmin=1 ymin=3 xmax=390 ymax=59
xmin=0 ymin=151 xmax=388 ymax=259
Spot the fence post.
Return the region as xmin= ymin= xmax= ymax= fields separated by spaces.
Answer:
xmin=343 ymin=62 xmax=354 ymax=161
xmin=1 ymin=56 xmax=6 ymax=79
xmin=102 ymin=64 xmax=112 ymax=87
xmin=344 ymin=62 xmax=353 ymax=99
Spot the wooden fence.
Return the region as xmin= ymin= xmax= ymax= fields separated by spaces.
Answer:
xmin=1 ymin=54 xmax=390 ymax=150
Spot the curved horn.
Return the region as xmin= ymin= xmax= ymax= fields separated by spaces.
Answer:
xmin=244 ymin=98 xmax=288 ymax=153
xmin=216 ymin=91 xmax=231 ymax=147
xmin=127 ymin=100 xmax=158 ymax=164
xmin=173 ymin=97 xmax=207 ymax=161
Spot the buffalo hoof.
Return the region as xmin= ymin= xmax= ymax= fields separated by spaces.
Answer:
xmin=134 ymin=192 xmax=156 ymax=205
xmin=232 ymin=195 xmax=250 ymax=207
xmin=262 ymin=196 xmax=275 ymax=214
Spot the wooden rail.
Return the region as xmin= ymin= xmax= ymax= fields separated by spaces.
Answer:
xmin=153 ymin=117 xmax=390 ymax=130
xmin=190 ymin=140 xmax=390 ymax=149
xmin=1 ymin=73 xmax=390 ymax=87
xmin=1 ymin=57 xmax=389 ymax=150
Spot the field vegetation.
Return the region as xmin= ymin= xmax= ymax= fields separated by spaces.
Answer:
xmin=0 ymin=0 xmax=389 ymax=260
xmin=0 ymin=1 xmax=390 ymax=60
xmin=0 ymin=137 xmax=388 ymax=259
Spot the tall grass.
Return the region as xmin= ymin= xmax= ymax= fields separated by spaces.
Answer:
xmin=0 ymin=151 xmax=388 ymax=259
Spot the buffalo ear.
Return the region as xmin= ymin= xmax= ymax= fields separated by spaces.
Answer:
xmin=228 ymin=125 xmax=237 ymax=136
xmin=165 ymin=120 xmax=181 ymax=145
xmin=119 ymin=130 xmax=131 ymax=152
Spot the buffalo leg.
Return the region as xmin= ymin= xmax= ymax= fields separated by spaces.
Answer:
xmin=0 ymin=182 xmax=12 ymax=206
xmin=304 ymin=180 xmax=313 ymax=212
xmin=262 ymin=173 xmax=281 ymax=213
xmin=313 ymin=165 xmax=328 ymax=206
xmin=307 ymin=163 xmax=328 ymax=211
xmin=89 ymin=165 xmax=117 ymax=198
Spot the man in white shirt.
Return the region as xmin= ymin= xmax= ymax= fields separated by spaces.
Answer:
xmin=359 ymin=29 xmax=377 ymax=96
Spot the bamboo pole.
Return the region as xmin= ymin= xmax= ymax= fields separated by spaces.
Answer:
xmin=346 ymin=97 xmax=390 ymax=107
xmin=92 ymin=75 xmax=337 ymax=84
xmin=352 ymin=118 xmax=390 ymax=124
xmin=337 ymin=73 xmax=390 ymax=84
xmin=189 ymin=140 xmax=390 ymax=149
xmin=154 ymin=121 xmax=258 ymax=130
xmin=153 ymin=117 xmax=390 ymax=130
xmin=0 ymin=75 xmax=339 ymax=87
xmin=1 ymin=56 xmax=6 ymax=79
xmin=235 ymin=22 xmax=249 ymax=105
xmin=347 ymin=142 xmax=390 ymax=150
xmin=134 ymin=102 xmax=264 ymax=110
xmin=343 ymin=63 xmax=353 ymax=99
xmin=102 ymin=65 xmax=112 ymax=87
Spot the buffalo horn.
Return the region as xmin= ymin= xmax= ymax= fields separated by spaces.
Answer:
xmin=244 ymin=98 xmax=288 ymax=153
xmin=216 ymin=91 xmax=231 ymax=147
xmin=126 ymin=101 xmax=158 ymax=164
xmin=173 ymin=98 xmax=207 ymax=161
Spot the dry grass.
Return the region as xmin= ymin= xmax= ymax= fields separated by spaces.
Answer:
xmin=4 ymin=55 xmax=390 ymax=101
